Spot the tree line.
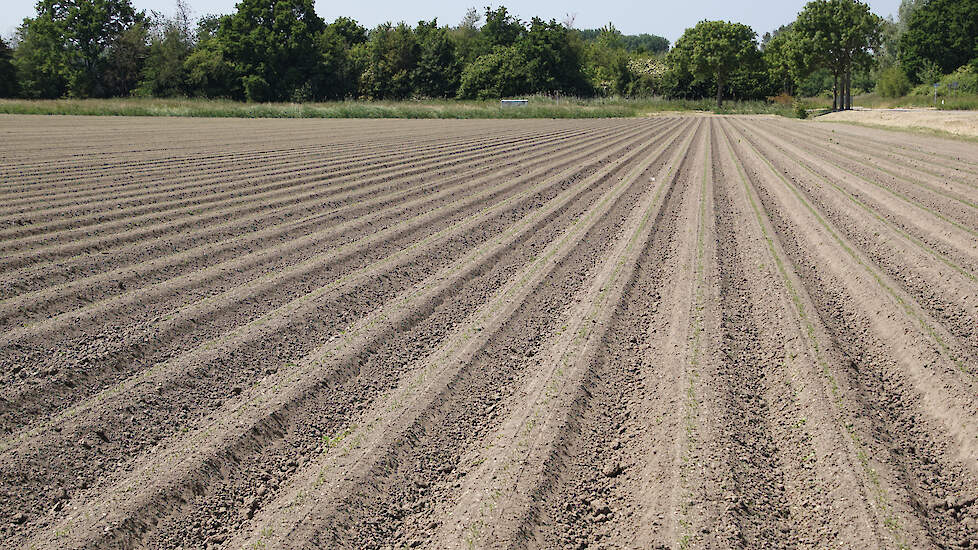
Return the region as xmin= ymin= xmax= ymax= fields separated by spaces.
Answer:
xmin=0 ymin=0 xmax=975 ymax=108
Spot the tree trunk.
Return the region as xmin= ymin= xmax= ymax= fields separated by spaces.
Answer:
xmin=716 ymin=75 xmax=723 ymax=108
xmin=843 ymin=69 xmax=849 ymax=110
xmin=833 ymin=72 xmax=838 ymax=111
xmin=847 ymin=69 xmax=853 ymax=110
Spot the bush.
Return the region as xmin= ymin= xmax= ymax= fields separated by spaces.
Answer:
xmin=456 ymin=47 xmax=529 ymax=99
xmin=793 ymin=99 xmax=809 ymax=119
xmin=876 ymin=66 xmax=911 ymax=97
xmin=918 ymin=59 xmax=944 ymax=85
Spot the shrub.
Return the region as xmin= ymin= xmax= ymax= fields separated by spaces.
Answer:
xmin=793 ymin=99 xmax=809 ymax=119
xmin=876 ymin=66 xmax=911 ymax=97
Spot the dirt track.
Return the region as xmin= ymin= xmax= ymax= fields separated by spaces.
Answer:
xmin=819 ymin=108 xmax=978 ymax=138
xmin=1 ymin=114 xmax=976 ymax=549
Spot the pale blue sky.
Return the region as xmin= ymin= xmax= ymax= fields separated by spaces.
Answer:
xmin=2 ymin=0 xmax=902 ymax=44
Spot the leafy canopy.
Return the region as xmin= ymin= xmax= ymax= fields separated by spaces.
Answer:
xmin=899 ymin=0 xmax=978 ymax=82
xmin=669 ymin=20 xmax=759 ymax=105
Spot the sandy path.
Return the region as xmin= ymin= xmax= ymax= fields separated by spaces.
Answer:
xmin=818 ymin=108 xmax=978 ymax=139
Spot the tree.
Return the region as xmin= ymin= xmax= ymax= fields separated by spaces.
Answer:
xmin=457 ymin=45 xmax=527 ymax=99
xmin=0 ymin=37 xmax=17 ymax=97
xmin=14 ymin=0 xmax=147 ymax=98
xmin=586 ymin=24 xmax=631 ymax=95
xmin=899 ymin=0 xmax=978 ymax=82
xmin=328 ymin=16 xmax=367 ymax=47
xmin=212 ymin=0 xmax=328 ymax=101
xmin=669 ymin=20 xmax=760 ymax=107
xmin=762 ymin=25 xmax=804 ymax=95
xmin=12 ymin=17 xmax=69 ymax=98
xmin=0 ymin=37 xmax=16 ymax=91
xmin=183 ymin=32 xmax=236 ymax=98
xmin=413 ymin=19 xmax=462 ymax=98
xmin=574 ymin=28 xmax=669 ymax=54
xmin=361 ymin=22 xmax=418 ymax=99
xmin=101 ymin=21 xmax=149 ymax=96
xmin=621 ymin=33 xmax=669 ymax=54
xmin=481 ymin=6 xmax=523 ymax=49
xmin=517 ymin=17 xmax=591 ymax=96
xmin=451 ymin=7 xmax=483 ymax=64
xmin=139 ymin=0 xmax=195 ymax=97
xmin=317 ymin=18 xmax=366 ymax=99
xmin=794 ymin=0 xmax=882 ymax=110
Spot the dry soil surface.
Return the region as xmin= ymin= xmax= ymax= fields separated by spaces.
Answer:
xmin=1 ymin=114 xmax=977 ymax=550
xmin=819 ymin=108 xmax=978 ymax=138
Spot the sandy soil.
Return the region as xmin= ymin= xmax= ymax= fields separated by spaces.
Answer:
xmin=818 ymin=108 xmax=978 ymax=138
xmin=0 ymin=114 xmax=976 ymax=549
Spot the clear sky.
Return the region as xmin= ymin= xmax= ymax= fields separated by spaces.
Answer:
xmin=1 ymin=0 xmax=902 ymax=44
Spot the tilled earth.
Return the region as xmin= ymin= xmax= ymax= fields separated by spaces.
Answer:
xmin=0 ymin=114 xmax=976 ymax=550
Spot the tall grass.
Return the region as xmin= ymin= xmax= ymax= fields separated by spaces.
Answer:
xmin=801 ymin=91 xmax=978 ymax=111
xmin=0 ymin=95 xmax=804 ymax=119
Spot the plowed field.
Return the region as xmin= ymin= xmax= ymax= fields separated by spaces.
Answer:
xmin=1 ymin=114 xmax=977 ymax=550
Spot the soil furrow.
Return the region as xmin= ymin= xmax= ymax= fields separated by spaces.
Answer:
xmin=717 ymin=120 xmax=919 ymax=548
xmin=3 ymin=114 xmax=975 ymax=550
xmin=756 ymin=119 xmax=978 ymax=225
xmin=0 ymin=124 xmax=609 ymax=253
xmin=0 ymin=119 xmax=653 ymax=311
xmin=0 ymin=124 xmax=570 ymax=223
xmin=0 ymin=124 xmax=535 ymax=203
xmin=764 ymin=119 xmax=978 ymax=190
xmin=738 ymin=119 xmax=978 ymax=273
xmin=501 ymin=119 xmax=705 ymax=550
xmin=415 ymin=119 xmax=703 ymax=550
xmin=17 ymin=118 xmax=693 ymax=550
xmin=731 ymin=119 xmax=978 ymax=364
xmin=722 ymin=119 xmax=978 ymax=549
xmin=221 ymin=119 xmax=698 ymax=550
xmin=0 ymin=122 xmax=672 ymax=436
xmin=0 ymin=119 xmax=548 ymax=187
xmin=783 ymin=118 xmax=978 ymax=177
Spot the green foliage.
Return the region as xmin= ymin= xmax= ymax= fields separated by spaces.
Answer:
xmin=101 ymin=22 xmax=150 ymax=97
xmin=793 ymin=99 xmax=809 ymax=118
xmin=899 ymin=0 xmax=978 ymax=83
xmin=481 ymin=6 xmax=523 ymax=50
xmin=457 ymin=46 xmax=527 ymax=99
xmin=0 ymin=38 xmax=18 ymax=98
xmin=138 ymin=2 xmax=194 ymax=97
xmin=361 ymin=22 xmax=418 ymax=99
xmin=669 ymin=20 xmax=760 ymax=106
xmin=625 ymin=56 xmax=665 ymax=97
xmin=13 ymin=18 xmax=70 ymax=98
xmin=574 ymin=28 xmax=669 ymax=54
xmin=875 ymin=65 xmax=910 ymax=97
xmin=0 ymin=95 xmax=805 ymax=118
xmin=517 ymin=18 xmax=591 ymax=96
xmin=909 ymin=64 xmax=978 ymax=96
xmin=14 ymin=0 xmax=975 ymax=112
xmin=762 ymin=25 xmax=804 ymax=95
xmin=793 ymin=0 xmax=883 ymax=108
xmin=14 ymin=0 xmax=146 ymax=98
xmin=216 ymin=0 xmax=327 ymax=101
xmin=413 ymin=19 xmax=462 ymax=98
xmin=585 ymin=24 xmax=630 ymax=96
xmin=916 ymin=59 xmax=944 ymax=85
xmin=449 ymin=7 xmax=483 ymax=65
xmin=794 ymin=0 xmax=883 ymax=75
xmin=183 ymin=34 xmax=237 ymax=98
xmin=329 ymin=17 xmax=367 ymax=47
xmin=316 ymin=20 xmax=362 ymax=100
